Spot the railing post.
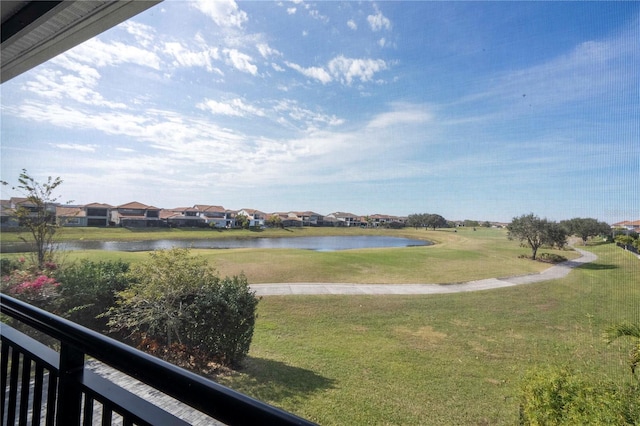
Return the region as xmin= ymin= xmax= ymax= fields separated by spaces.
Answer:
xmin=56 ymin=342 xmax=85 ymax=426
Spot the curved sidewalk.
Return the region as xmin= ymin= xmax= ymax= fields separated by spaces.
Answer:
xmin=251 ymin=248 xmax=597 ymax=296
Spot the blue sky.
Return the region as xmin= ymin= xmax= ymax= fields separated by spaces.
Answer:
xmin=1 ymin=1 xmax=638 ymax=223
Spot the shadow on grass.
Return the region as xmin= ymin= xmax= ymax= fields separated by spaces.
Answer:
xmin=228 ymin=356 xmax=336 ymax=404
xmin=576 ymin=262 xmax=618 ymax=271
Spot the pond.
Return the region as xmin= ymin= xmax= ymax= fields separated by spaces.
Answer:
xmin=1 ymin=236 xmax=431 ymax=253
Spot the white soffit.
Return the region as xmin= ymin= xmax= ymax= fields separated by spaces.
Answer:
xmin=1 ymin=0 xmax=161 ymax=84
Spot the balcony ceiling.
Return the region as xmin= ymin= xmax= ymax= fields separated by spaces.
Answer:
xmin=1 ymin=0 xmax=161 ymax=84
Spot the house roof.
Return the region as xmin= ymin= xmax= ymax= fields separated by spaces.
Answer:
xmin=9 ymin=197 xmax=33 ymax=207
xmin=329 ymin=212 xmax=360 ymax=218
xmin=239 ymin=208 xmax=266 ymax=216
xmin=170 ymin=207 xmax=198 ymax=213
xmin=117 ymin=201 xmax=159 ymax=210
xmin=84 ymin=202 xmax=113 ymax=208
xmin=290 ymin=211 xmax=322 ymax=217
xmin=1 ymin=0 xmax=161 ymax=83
xmin=194 ymin=205 xmax=226 ymax=213
xmin=612 ymin=220 xmax=640 ymax=227
xmin=56 ymin=206 xmax=85 ymax=217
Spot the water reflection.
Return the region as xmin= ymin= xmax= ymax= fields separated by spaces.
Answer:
xmin=1 ymin=236 xmax=430 ymax=253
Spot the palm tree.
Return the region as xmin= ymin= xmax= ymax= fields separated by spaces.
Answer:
xmin=606 ymin=322 xmax=640 ymax=378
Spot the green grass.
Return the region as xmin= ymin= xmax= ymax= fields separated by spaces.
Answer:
xmin=213 ymin=244 xmax=639 ymax=425
xmin=3 ymin=226 xmax=625 ymax=424
xmin=1 ymin=227 xmax=579 ymax=285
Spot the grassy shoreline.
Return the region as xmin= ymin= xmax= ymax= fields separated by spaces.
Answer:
xmin=1 ymin=227 xmax=580 ymax=285
xmin=0 ymin=225 xmax=432 ymax=243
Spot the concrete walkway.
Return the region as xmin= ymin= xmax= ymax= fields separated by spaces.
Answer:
xmin=251 ymin=248 xmax=597 ymax=296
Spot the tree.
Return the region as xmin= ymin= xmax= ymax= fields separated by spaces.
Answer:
xmin=407 ymin=213 xmax=425 ymax=229
xmin=265 ymin=214 xmax=283 ymax=228
xmin=235 ymin=213 xmax=249 ymax=229
xmin=1 ymin=169 xmax=63 ymax=268
xmin=425 ymin=214 xmax=447 ymax=230
xmin=546 ymin=221 xmax=568 ymax=250
xmin=364 ymin=215 xmax=373 ymax=228
xmin=107 ymin=248 xmax=259 ymax=367
xmin=562 ymin=218 xmax=611 ymax=244
xmin=507 ymin=213 xmax=558 ymax=260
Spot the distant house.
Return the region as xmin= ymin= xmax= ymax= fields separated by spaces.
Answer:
xmin=612 ymin=220 xmax=640 ymax=232
xmin=237 ymin=209 xmax=266 ymax=228
xmin=270 ymin=212 xmax=302 ymax=228
xmin=288 ymin=211 xmax=324 ymax=226
xmin=369 ymin=214 xmax=407 ymax=227
xmin=3 ymin=197 xmax=57 ymax=227
xmin=194 ymin=205 xmax=232 ymax=228
xmin=0 ymin=199 xmax=18 ymax=227
xmin=110 ymin=202 xmax=161 ymax=227
xmin=161 ymin=207 xmax=206 ymax=227
xmin=84 ymin=203 xmax=112 ymax=226
xmin=326 ymin=212 xmax=363 ymax=227
xmin=56 ymin=206 xmax=86 ymax=227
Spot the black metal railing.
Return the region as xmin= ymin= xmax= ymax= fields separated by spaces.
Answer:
xmin=1 ymin=294 xmax=315 ymax=425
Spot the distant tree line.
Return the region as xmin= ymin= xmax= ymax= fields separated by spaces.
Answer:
xmin=508 ymin=214 xmax=613 ymax=260
xmin=406 ymin=213 xmax=448 ymax=230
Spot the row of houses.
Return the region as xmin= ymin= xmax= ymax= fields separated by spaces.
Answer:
xmin=612 ymin=220 xmax=640 ymax=233
xmin=0 ymin=198 xmax=408 ymax=229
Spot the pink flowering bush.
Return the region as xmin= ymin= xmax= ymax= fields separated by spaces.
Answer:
xmin=2 ymin=268 xmax=60 ymax=309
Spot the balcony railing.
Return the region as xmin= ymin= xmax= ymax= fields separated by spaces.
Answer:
xmin=1 ymin=294 xmax=315 ymax=425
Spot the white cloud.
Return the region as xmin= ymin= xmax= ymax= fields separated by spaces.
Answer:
xmin=197 ymin=98 xmax=265 ymax=117
xmin=328 ymin=56 xmax=388 ymax=85
xmin=257 ymin=43 xmax=282 ymax=59
xmin=308 ymin=9 xmax=329 ymax=23
xmin=192 ymin=0 xmax=248 ymax=28
xmin=25 ymin=61 xmax=126 ymax=109
xmin=367 ymin=6 xmax=391 ymax=31
xmin=223 ymin=49 xmax=258 ymax=75
xmin=163 ymin=42 xmax=220 ymax=72
xmin=272 ymin=63 xmax=285 ymax=72
xmin=285 ymin=61 xmax=332 ymax=84
xmin=274 ymin=99 xmax=344 ymax=129
xmin=286 ymin=56 xmax=388 ymax=86
xmin=62 ymin=38 xmax=161 ymax=70
xmin=26 ymin=35 xmax=161 ymax=109
xmin=287 ymin=7 xmax=296 ymax=15
xmin=366 ymin=104 xmax=432 ymax=129
xmin=119 ymin=21 xmax=155 ymax=47
xmin=347 ymin=19 xmax=357 ymax=30
xmin=457 ymin=23 xmax=639 ymax=114
xmin=52 ymin=143 xmax=98 ymax=152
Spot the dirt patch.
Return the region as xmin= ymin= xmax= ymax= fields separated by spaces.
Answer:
xmin=394 ymin=326 xmax=447 ymax=348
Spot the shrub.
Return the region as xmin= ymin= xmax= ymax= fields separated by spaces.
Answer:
xmin=54 ymin=259 xmax=130 ymax=332
xmin=180 ymin=274 xmax=259 ymax=367
xmin=537 ymin=253 xmax=567 ymax=264
xmin=2 ymin=267 xmax=60 ymax=310
xmin=519 ymin=367 xmax=640 ymax=425
xmin=107 ymin=248 xmax=259 ymax=368
xmin=1 ymin=257 xmax=24 ymax=275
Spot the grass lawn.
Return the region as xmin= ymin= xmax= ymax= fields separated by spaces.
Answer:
xmin=2 ymin=227 xmax=580 ymax=285
xmin=214 ymin=243 xmax=639 ymax=425
xmin=3 ymin=227 xmax=627 ymax=424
